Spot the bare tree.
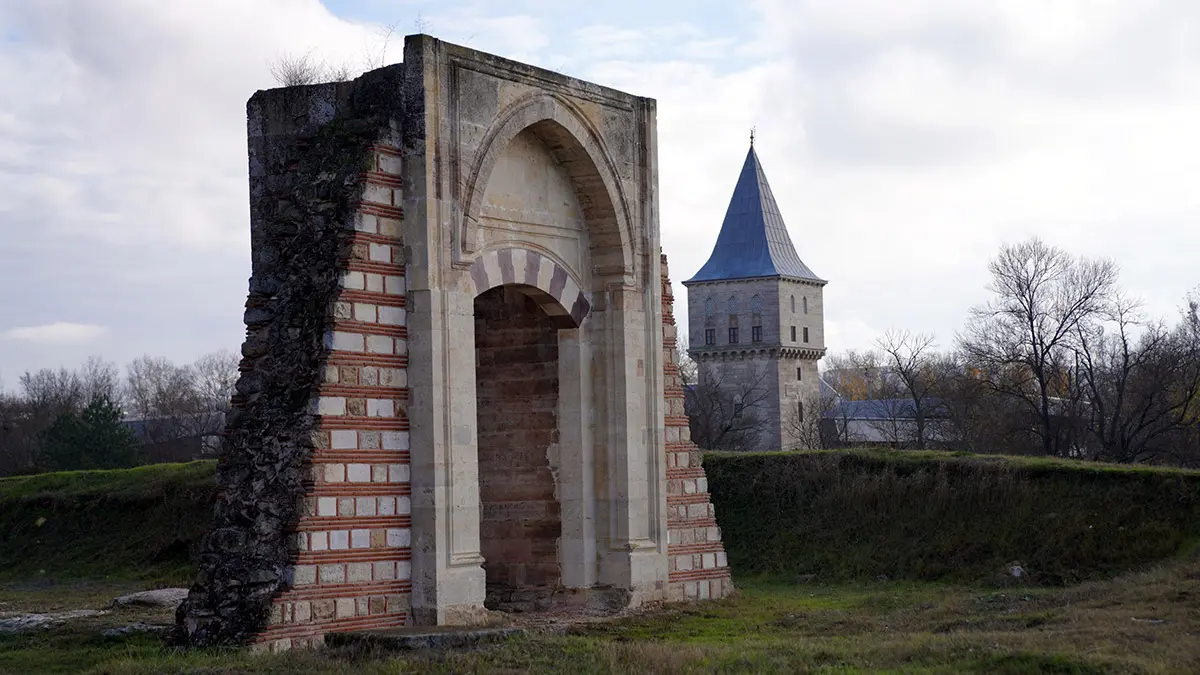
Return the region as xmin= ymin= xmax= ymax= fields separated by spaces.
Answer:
xmin=676 ymin=336 xmax=697 ymax=388
xmin=783 ymin=388 xmax=841 ymax=449
xmin=821 ymin=349 xmax=891 ymax=401
xmin=685 ymin=367 xmax=772 ymax=451
xmin=877 ymin=330 xmax=939 ymax=449
xmin=193 ymin=349 xmax=240 ymax=413
xmin=958 ymin=237 xmax=1118 ymax=457
xmin=1076 ymin=291 xmax=1200 ymax=463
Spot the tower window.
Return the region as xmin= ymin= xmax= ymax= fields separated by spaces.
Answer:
xmin=798 ymin=401 xmax=804 ymax=423
xmin=704 ymin=329 xmax=715 ymax=346
xmin=803 ymin=296 xmax=808 ymax=314
xmin=751 ymin=326 xmax=762 ymax=343
xmin=790 ymin=326 xmax=797 ymax=342
xmin=729 ymin=327 xmax=739 ymax=344
xmin=790 ymin=295 xmax=795 ymax=312
xmin=803 ymin=327 xmax=810 ymax=343
xmin=796 ymin=366 xmax=802 ymax=380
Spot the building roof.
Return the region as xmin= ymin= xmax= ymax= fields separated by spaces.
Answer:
xmin=686 ymin=144 xmax=822 ymax=284
xmin=824 ymin=398 xmax=949 ymax=421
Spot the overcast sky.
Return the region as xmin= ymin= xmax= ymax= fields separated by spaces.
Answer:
xmin=1 ymin=0 xmax=1198 ymax=388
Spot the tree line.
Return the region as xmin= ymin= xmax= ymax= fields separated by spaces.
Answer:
xmin=0 ymin=350 xmax=239 ymax=476
xmin=684 ymin=237 xmax=1200 ymax=467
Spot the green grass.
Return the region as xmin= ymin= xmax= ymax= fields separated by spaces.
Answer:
xmin=3 ymin=559 xmax=1200 ymax=673
xmin=0 ymin=461 xmax=217 ymax=585
xmin=705 ymin=448 xmax=1200 ymax=586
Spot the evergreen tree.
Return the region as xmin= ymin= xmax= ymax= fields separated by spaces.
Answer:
xmin=39 ymin=393 xmax=142 ymax=470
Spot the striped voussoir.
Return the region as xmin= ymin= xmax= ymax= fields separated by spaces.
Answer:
xmin=468 ymin=248 xmax=590 ymax=328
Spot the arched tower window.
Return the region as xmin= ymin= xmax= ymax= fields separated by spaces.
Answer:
xmin=704 ymin=296 xmax=716 ymax=327
xmin=803 ymin=296 xmax=808 ymax=314
xmin=750 ymin=295 xmax=763 ymax=343
xmin=790 ymin=295 xmax=795 ymax=313
xmin=727 ymin=295 xmax=739 ymax=344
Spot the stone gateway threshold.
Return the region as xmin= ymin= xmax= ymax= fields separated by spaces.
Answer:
xmin=173 ymin=34 xmax=732 ymax=651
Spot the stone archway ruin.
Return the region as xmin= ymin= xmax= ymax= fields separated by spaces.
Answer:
xmin=175 ymin=34 xmax=731 ymax=650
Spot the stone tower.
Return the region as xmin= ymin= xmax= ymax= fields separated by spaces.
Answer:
xmin=683 ymin=143 xmax=827 ymax=451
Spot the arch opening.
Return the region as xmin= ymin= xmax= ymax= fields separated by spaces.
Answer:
xmin=474 ymin=285 xmax=564 ymax=611
xmin=461 ymin=95 xmax=633 ymax=290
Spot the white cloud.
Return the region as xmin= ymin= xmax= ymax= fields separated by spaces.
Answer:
xmin=4 ymin=322 xmax=108 ymax=345
xmin=1 ymin=0 xmax=1197 ymax=380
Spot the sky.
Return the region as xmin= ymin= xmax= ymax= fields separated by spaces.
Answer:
xmin=1 ymin=0 xmax=1198 ymax=388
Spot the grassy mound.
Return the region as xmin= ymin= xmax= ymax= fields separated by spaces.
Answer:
xmin=705 ymin=449 xmax=1200 ymax=586
xmin=0 ymin=460 xmax=217 ymax=584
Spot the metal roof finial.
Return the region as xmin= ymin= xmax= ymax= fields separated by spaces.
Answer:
xmin=750 ymin=126 xmax=755 ymax=147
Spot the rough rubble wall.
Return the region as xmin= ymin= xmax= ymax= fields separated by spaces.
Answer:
xmin=174 ymin=65 xmax=411 ymax=650
xmin=661 ymin=253 xmax=735 ymax=601
xmin=474 ymin=287 xmax=563 ymax=611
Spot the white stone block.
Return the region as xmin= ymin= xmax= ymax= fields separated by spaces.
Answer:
xmin=397 ymin=561 xmax=412 ymax=580
xmin=374 ymin=561 xmax=396 ymax=580
xmin=699 ymin=581 xmax=711 ymax=600
xmin=350 ymin=529 xmax=371 ymax=549
xmin=353 ymin=303 xmax=377 ymax=322
xmin=331 ymin=331 xmax=364 ymax=352
xmin=310 ymin=532 xmax=328 ymax=551
xmin=378 ymin=305 xmax=406 ymax=325
xmin=702 ymin=553 xmax=716 ymax=569
xmin=388 ymin=463 xmax=410 ymax=483
xmin=371 ymin=464 xmax=388 ymax=482
xmin=365 ymin=273 xmax=384 ymax=293
xmin=330 ymin=430 xmax=357 ymax=450
xmin=385 ymin=275 xmax=406 ymax=295
xmin=676 ymin=555 xmax=693 ymax=571
xmin=330 ymin=531 xmax=349 ymax=550
xmin=716 ymin=551 xmax=727 ymax=568
xmin=324 ymin=464 xmax=345 ymax=483
xmin=317 ymin=497 xmax=337 ymax=517
xmin=353 ymin=214 xmax=378 ymax=233
xmin=366 ymin=334 xmax=392 ymax=354
xmin=317 ymin=397 xmax=346 ymax=416
xmin=396 ymin=496 xmax=411 ymax=515
xmin=341 ymin=270 xmax=365 ymax=290
xmin=366 ymin=399 xmax=393 ymax=417
xmin=319 ymin=564 xmax=344 ymax=584
xmin=382 ymin=431 xmax=409 ymax=450
xmin=348 ymin=559 xmax=369 ymax=581
xmin=355 ymin=497 xmax=377 ymax=517
xmin=335 ymin=597 xmax=356 ymax=619
xmin=378 ymin=497 xmax=396 ymax=516
xmin=292 ymin=565 xmax=317 ymax=586
xmin=378 ymin=152 xmax=402 ymax=175
xmin=363 ymin=183 xmax=392 ymax=205
xmin=386 ymin=528 xmax=410 ymax=548
xmin=380 ymin=368 xmax=406 ymax=388
xmin=698 ymin=477 xmax=708 ymax=493
xmin=369 ymin=243 xmax=391 ymax=262
xmin=378 ymin=217 xmax=401 ymax=237
xmin=346 ymin=464 xmax=371 ymax=482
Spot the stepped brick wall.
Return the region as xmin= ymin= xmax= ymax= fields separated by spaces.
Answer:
xmin=254 ymin=141 xmax=412 ymax=650
xmin=660 ymin=253 xmax=735 ymax=601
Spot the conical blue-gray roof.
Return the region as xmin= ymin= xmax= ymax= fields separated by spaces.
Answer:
xmin=686 ymin=145 xmax=821 ymax=283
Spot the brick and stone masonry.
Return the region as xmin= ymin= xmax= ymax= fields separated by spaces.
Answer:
xmin=176 ymin=34 xmax=732 ymax=650
xmin=661 ymin=254 xmax=734 ymax=601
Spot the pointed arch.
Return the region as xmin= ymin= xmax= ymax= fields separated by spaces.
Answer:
xmin=458 ymin=92 xmax=634 ymax=289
